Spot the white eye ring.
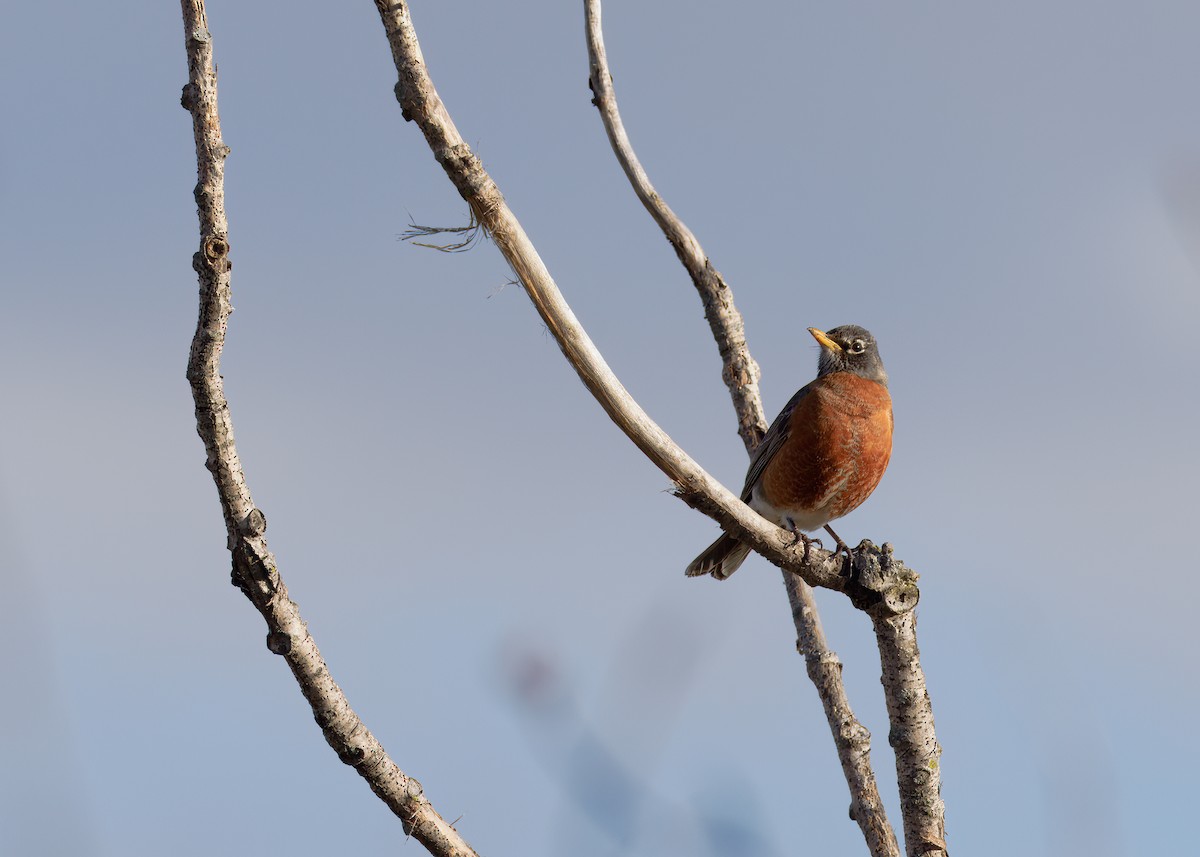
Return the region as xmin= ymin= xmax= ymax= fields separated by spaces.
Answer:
xmin=851 ymin=339 xmax=866 ymax=353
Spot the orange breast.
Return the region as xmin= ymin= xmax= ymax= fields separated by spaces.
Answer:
xmin=759 ymin=373 xmax=892 ymax=522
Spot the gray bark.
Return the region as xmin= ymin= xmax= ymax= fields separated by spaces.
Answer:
xmin=179 ymin=4 xmax=480 ymax=855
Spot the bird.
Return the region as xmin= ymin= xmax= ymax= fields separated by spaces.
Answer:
xmin=685 ymin=325 xmax=893 ymax=580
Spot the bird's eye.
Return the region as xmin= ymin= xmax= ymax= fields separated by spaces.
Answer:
xmin=851 ymin=339 xmax=866 ymax=354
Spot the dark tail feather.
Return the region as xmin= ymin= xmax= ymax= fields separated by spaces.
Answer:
xmin=685 ymin=533 xmax=753 ymax=580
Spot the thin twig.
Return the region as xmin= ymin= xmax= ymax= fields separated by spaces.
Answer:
xmin=179 ymin=4 xmax=479 ymax=855
xmin=583 ymin=1 xmax=765 ymax=451
xmin=584 ymin=4 xmax=900 ymax=855
xmin=402 ymin=210 xmax=487 ymax=252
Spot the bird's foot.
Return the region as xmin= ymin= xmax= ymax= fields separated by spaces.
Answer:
xmin=823 ymin=523 xmax=850 ymax=555
xmin=785 ymin=523 xmax=823 ymax=564
xmin=823 ymin=525 xmax=855 ymax=570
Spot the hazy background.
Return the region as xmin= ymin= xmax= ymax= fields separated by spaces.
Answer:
xmin=3 ymin=2 xmax=1198 ymax=854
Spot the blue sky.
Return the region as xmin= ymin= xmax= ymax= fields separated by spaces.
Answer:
xmin=2 ymin=2 xmax=1198 ymax=855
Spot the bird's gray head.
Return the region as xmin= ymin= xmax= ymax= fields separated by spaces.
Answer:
xmin=809 ymin=325 xmax=888 ymax=386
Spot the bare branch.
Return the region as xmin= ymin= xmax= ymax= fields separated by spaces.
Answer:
xmin=786 ymin=575 xmax=900 ymax=857
xmin=872 ymin=609 xmax=947 ymax=856
xmin=371 ymin=0 xmax=899 ymax=597
xmin=583 ymin=0 xmax=765 ymax=450
xmin=179 ymin=4 xmax=479 ymax=855
xmin=585 ymin=4 xmax=900 ymax=855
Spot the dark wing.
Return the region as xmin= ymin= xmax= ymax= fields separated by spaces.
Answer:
xmin=740 ymin=380 xmax=817 ymax=499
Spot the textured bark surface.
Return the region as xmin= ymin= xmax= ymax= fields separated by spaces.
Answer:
xmin=179 ymin=3 xmax=479 ymax=855
xmin=872 ymin=608 xmax=947 ymax=857
xmin=786 ymin=577 xmax=901 ymax=857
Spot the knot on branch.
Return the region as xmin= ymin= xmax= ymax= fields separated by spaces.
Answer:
xmin=392 ymin=68 xmax=436 ymax=124
xmin=203 ymin=233 xmax=230 ymax=264
xmin=329 ymin=723 xmax=382 ymax=772
xmin=239 ymin=507 xmax=267 ymax=536
xmin=180 ymin=82 xmax=199 ymax=111
xmin=193 ymin=234 xmax=231 ymax=275
xmin=192 ymin=181 xmax=210 ymax=209
xmin=337 ymin=744 xmax=366 ymax=766
xmin=843 ymin=541 xmax=920 ymax=616
xmin=587 ymin=72 xmax=612 ymax=109
xmin=265 ymin=630 xmax=292 ymax=655
xmin=839 ymin=717 xmax=872 ymax=746
xmin=230 ymin=536 xmax=278 ymax=599
xmin=721 ymin=353 xmax=760 ymax=389
xmin=436 ymin=144 xmax=492 ymax=199
xmin=392 ymin=81 xmax=414 ymax=121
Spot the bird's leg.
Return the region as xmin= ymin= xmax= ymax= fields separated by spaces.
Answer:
xmin=785 ymin=518 xmax=822 ymax=564
xmin=823 ymin=524 xmax=853 ymax=562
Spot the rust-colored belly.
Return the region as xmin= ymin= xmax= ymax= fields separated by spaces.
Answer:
xmin=759 ymin=374 xmax=892 ymax=524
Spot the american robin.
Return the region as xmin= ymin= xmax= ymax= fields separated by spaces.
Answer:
xmin=685 ymin=325 xmax=892 ymax=580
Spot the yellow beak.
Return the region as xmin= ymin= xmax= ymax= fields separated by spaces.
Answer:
xmin=808 ymin=327 xmax=842 ymax=352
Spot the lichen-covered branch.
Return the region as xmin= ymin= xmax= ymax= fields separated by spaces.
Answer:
xmin=585 ymin=4 xmax=900 ymax=854
xmin=179 ymin=4 xmax=479 ymax=855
